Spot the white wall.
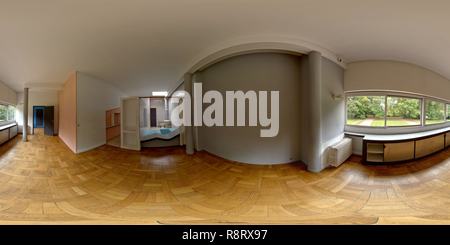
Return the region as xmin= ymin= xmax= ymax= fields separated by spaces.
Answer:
xmin=16 ymin=91 xmax=59 ymax=135
xmin=76 ymin=72 xmax=129 ymax=153
xmin=150 ymin=98 xmax=165 ymax=125
xmin=0 ymin=79 xmax=17 ymax=106
xmin=140 ymin=98 xmax=150 ymax=128
xmin=345 ymin=60 xmax=450 ymax=101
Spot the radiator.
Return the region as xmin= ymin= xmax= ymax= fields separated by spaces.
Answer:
xmin=327 ymin=137 xmax=352 ymax=167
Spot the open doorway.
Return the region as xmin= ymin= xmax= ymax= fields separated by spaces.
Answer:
xmin=106 ymin=107 xmax=121 ymax=147
xmin=33 ymin=106 xmax=54 ymax=136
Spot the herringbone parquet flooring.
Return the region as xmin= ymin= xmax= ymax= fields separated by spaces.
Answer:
xmin=2 ymin=129 xmax=450 ymax=224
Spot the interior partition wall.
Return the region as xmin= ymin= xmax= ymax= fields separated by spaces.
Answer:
xmin=120 ymin=96 xmax=141 ymax=151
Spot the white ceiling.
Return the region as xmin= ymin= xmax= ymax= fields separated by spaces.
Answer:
xmin=1 ymin=0 xmax=450 ymax=96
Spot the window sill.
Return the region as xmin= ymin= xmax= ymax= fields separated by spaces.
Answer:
xmin=0 ymin=122 xmax=17 ymax=131
xmin=345 ymin=122 xmax=450 ymax=136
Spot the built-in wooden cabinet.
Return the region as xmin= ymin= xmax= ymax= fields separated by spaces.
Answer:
xmin=384 ymin=141 xmax=415 ymax=163
xmin=0 ymin=123 xmax=18 ymax=145
xmin=361 ymin=128 xmax=450 ymax=164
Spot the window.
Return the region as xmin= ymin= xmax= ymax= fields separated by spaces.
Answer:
xmin=425 ymin=100 xmax=445 ymax=125
xmin=347 ymin=96 xmax=385 ymax=127
xmin=447 ymin=104 xmax=450 ymax=121
xmin=386 ymin=97 xmax=421 ymax=126
xmin=8 ymin=106 xmax=14 ymax=121
xmin=0 ymin=105 xmax=6 ymax=121
xmin=0 ymin=104 xmax=15 ymax=122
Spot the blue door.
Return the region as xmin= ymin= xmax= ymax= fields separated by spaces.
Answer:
xmin=34 ymin=106 xmax=45 ymax=128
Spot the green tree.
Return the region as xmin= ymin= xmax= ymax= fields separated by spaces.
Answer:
xmin=387 ymin=97 xmax=421 ymax=119
xmin=426 ymin=100 xmax=444 ymax=119
xmin=347 ymin=96 xmax=385 ymax=119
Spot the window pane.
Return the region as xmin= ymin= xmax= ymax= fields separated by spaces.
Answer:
xmin=447 ymin=104 xmax=450 ymax=121
xmin=425 ymin=100 xmax=445 ymax=124
xmin=386 ymin=97 xmax=421 ymax=126
xmin=0 ymin=105 xmax=6 ymax=121
xmin=347 ymin=96 xmax=385 ymax=126
xmin=8 ymin=106 xmax=14 ymax=121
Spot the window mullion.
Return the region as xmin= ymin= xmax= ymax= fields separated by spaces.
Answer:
xmin=384 ymin=96 xmax=387 ymax=128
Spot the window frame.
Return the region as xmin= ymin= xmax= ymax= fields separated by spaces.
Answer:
xmin=446 ymin=103 xmax=450 ymax=122
xmin=345 ymin=92 xmax=387 ymax=128
xmin=424 ymin=98 xmax=447 ymax=126
xmin=345 ymin=92 xmax=430 ymax=129
xmin=0 ymin=103 xmax=16 ymax=126
xmin=385 ymin=95 xmax=423 ymax=128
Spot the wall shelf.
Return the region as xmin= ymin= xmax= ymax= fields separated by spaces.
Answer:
xmin=366 ymin=154 xmax=384 ymax=162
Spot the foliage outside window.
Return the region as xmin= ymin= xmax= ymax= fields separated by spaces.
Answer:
xmin=386 ymin=97 xmax=421 ymax=126
xmin=425 ymin=100 xmax=445 ymax=124
xmin=447 ymin=104 xmax=450 ymax=121
xmin=347 ymin=96 xmax=385 ymax=127
xmin=0 ymin=105 xmax=15 ymax=122
xmin=0 ymin=105 xmax=6 ymax=121
xmin=8 ymin=106 xmax=14 ymax=121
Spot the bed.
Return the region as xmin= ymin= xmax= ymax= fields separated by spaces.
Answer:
xmin=140 ymin=127 xmax=180 ymax=141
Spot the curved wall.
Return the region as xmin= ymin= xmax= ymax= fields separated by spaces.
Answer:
xmin=168 ymin=36 xmax=347 ymax=97
xmin=198 ymin=52 xmax=303 ymax=164
xmin=345 ymin=60 xmax=450 ymax=101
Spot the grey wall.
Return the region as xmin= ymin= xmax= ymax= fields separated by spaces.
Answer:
xmin=199 ymin=52 xmax=303 ymax=164
xmin=321 ymin=57 xmax=345 ymax=142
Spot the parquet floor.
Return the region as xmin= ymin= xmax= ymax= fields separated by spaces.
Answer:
xmin=2 ymin=130 xmax=450 ymax=224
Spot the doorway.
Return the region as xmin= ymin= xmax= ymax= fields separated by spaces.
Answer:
xmin=33 ymin=106 xmax=44 ymax=128
xmin=33 ymin=106 xmax=54 ymax=136
xmin=151 ymin=108 xmax=157 ymax=127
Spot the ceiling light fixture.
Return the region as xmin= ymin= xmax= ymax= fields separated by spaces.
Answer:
xmin=152 ymin=91 xmax=167 ymax=96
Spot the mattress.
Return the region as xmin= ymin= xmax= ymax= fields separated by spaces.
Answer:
xmin=140 ymin=127 xmax=180 ymax=141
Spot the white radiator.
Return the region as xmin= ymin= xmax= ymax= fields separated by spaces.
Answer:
xmin=327 ymin=137 xmax=352 ymax=167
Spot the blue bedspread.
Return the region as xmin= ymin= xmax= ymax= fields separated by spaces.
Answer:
xmin=140 ymin=127 xmax=178 ymax=137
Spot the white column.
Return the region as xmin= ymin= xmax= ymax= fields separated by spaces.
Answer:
xmin=164 ymin=97 xmax=169 ymax=120
xmin=184 ymin=72 xmax=194 ymax=155
xmin=23 ymin=87 xmax=29 ymax=142
xmin=307 ymin=51 xmax=322 ymax=172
